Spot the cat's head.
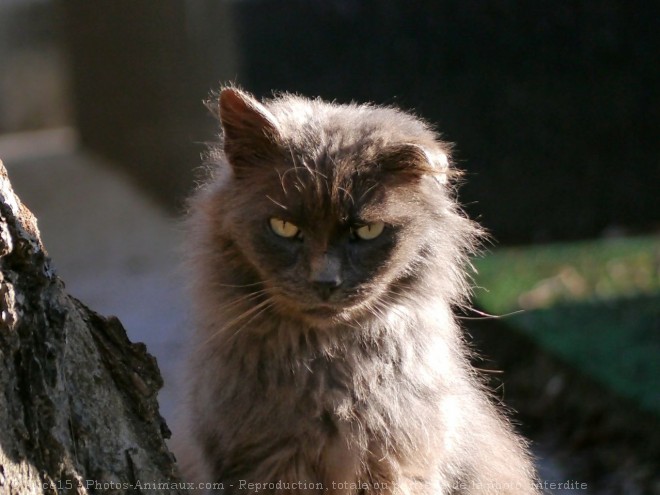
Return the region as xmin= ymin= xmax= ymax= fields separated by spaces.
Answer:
xmin=198 ymin=87 xmax=478 ymax=327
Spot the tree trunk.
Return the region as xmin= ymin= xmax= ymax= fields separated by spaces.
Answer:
xmin=0 ymin=159 xmax=183 ymax=494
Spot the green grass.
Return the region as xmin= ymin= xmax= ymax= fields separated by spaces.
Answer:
xmin=513 ymin=297 xmax=660 ymax=413
xmin=471 ymin=235 xmax=660 ymax=414
xmin=473 ymin=235 xmax=660 ymax=314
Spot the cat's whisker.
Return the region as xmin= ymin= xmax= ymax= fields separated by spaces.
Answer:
xmin=209 ymin=288 xmax=269 ymax=313
xmin=456 ymin=307 xmax=524 ymax=320
xmin=276 ymin=168 xmax=289 ymax=195
xmin=285 ymin=163 xmax=306 ymax=191
xmin=202 ymin=298 xmax=274 ymax=347
xmin=212 ymin=281 xmax=266 ymax=289
xmin=279 ymin=165 xmax=303 ymax=190
xmin=384 ymin=286 xmax=414 ymax=302
xmin=358 ymin=182 xmax=379 ymax=202
xmin=362 ymin=300 xmax=390 ymax=329
xmin=221 ymin=297 xmax=274 ymax=332
xmin=226 ymin=300 xmax=275 ymax=343
xmin=298 ymin=156 xmax=327 ymax=180
xmin=266 ymin=195 xmax=288 ymax=211
xmin=336 ymin=185 xmax=355 ymax=205
xmin=372 ymin=293 xmax=413 ymax=327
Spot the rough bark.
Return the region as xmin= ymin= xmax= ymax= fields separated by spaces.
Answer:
xmin=0 ymin=160 xmax=183 ymax=494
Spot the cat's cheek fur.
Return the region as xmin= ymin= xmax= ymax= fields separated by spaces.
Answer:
xmin=253 ymin=232 xmax=301 ymax=273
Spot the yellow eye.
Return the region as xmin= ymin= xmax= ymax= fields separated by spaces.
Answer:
xmin=354 ymin=222 xmax=385 ymax=240
xmin=269 ymin=218 xmax=300 ymax=238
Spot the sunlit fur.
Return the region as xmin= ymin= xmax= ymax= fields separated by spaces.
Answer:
xmin=178 ymin=87 xmax=540 ymax=494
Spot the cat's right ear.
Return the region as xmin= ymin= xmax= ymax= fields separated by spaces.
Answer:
xmin=217 ymin=88 xmax=282 ymax=176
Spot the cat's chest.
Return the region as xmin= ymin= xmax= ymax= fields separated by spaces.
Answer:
xmin=241 ymin=330 xmax=418 ymax=415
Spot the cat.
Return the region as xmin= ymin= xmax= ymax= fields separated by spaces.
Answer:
xmin=178 ymin=86 xmax=540 ymax=494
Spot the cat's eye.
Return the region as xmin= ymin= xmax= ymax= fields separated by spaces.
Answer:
xmin=354 ymin=222 xmax=385 ymax=240
xmin=269 ymin=218 xmax=301 ymax=239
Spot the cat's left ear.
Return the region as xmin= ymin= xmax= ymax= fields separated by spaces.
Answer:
xmin=378 ymin=143 xmax=451 ymax=185
xmin=217 ymin=87 xmax=283 ymax=175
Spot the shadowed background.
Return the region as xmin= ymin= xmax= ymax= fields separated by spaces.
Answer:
xmin=60 ymin=0 xmax=659 ymax=243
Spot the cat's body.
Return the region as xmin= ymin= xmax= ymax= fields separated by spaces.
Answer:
xmin=180 ymin=87 xmax=539 ymax=494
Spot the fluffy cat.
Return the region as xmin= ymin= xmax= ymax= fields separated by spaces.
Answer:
xmin=179 ymin=87 xmax=540 ymax=494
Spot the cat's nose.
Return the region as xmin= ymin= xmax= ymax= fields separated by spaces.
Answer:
xmin=309 ymin=253 xmax=343 ymax=300
xmin=311 ymin=278 xmax=342 ymax=301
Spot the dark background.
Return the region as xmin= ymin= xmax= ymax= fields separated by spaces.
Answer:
xmin=59 ymin=0 xmax=659 ymax=245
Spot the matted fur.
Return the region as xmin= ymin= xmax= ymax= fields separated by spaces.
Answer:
xmin=177 ymin=87 xmax=540 ymax=494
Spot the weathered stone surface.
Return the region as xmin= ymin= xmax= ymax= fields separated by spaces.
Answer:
xmin=0 ymin=159 xmax=182 ymax=494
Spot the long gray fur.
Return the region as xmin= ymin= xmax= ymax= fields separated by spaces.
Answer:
xmin=177 ymin=87 xmax=540 ymax=495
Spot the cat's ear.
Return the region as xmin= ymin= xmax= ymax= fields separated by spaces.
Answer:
xmin=378 ymin=143 xmax=452 ymax=185
xmin=217 ymin=87 xmax=282 ymax=175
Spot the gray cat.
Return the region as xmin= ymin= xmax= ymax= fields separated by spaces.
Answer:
xmin=177 ymin=87 xmax=540 ymax=494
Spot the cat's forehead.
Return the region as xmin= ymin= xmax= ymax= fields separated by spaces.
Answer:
xmin=267 ymin=164 xmax=381 ymax=220
xmin=260 ymin=161 xmax=421 ymax=233
xmin=217 ymin=90 xmax=450 ymax=228
xmin=264 ymin=95 xmax=439 ymax=156
xmin=263 ymin=98 xmax=441 ymax=187
xmin=249 ymin=97 xmax=444 ymax=225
